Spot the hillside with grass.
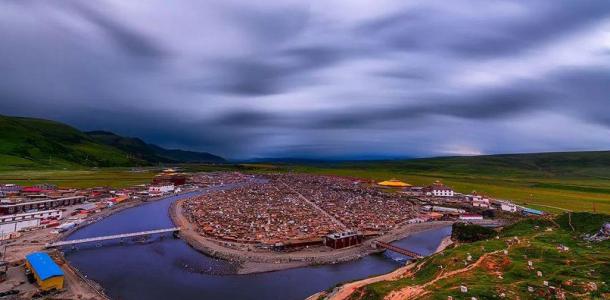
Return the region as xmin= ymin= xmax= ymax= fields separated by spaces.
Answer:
xmin=326 ymin=213 xmax=609 ymax=300
xmin=0 ymin=115 xmax=224 ymax=170
xmin=0 ymin=115 xmax=143 ymax=169
xmin=87 ymin=131 xmax=225 ymax=164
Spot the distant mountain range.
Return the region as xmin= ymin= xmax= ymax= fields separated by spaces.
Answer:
xmin=2 ymin=114 xmax=610 ymax=176
xmin=86 ymin=131 xmax=225 ymax=164
xmin=0 ymin=115 xmax=225 ymax=169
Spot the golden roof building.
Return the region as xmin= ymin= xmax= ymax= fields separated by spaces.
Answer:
xmin=377 ymin=179 xmax=412 ymax=188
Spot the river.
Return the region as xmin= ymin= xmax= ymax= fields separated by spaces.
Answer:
xmin=63 ymin=186 xmax=452 ymax=300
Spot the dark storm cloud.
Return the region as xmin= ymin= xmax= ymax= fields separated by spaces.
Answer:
xmin=207 ymin=81 xmax=551 ymax=130
xmin=548 ymin=67 xmax=610 ymax=127
xmin=1 ymin=0 xmax=609 ymax=158
xmin=311 ymin=86 xmax=551 ymax=129
xmin=216 ymin=60 xmax=283 ymax=96
xmin=360 ymin=0 xmax=610 ymax=58
xmin=68 ymin=2 xmax=166 ymax=58
xmin=187 ymin=45 xmax=346 ymax=96
xmin=213 ymin=111 xmax=277 ymax=127
xmin=229 ymin=5 xmax=310 ymax=45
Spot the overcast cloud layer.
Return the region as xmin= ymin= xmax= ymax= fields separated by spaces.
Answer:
xmin=1 ymin=0 xmax=610 ymax=159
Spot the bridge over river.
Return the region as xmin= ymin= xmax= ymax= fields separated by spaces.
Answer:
xmin=46 ymin=227 xmax=180 ymax=248
xmin=373 ymin=240 xmax=424 ymax=259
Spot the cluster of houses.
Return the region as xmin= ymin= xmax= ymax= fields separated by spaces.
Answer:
xmin=0 ymin=170 xmax=193 ymax=240
xmin=378 ymin=179 xmax=544 ymax=224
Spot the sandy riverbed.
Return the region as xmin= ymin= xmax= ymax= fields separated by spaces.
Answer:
xmin=170 ymin=198 xmax=453 ymax=274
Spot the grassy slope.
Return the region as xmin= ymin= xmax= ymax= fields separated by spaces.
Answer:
xmin=86 ymin=131 xmax=168 ymax=163
xmin=350 ymin=213 xmax=609 ymax=299
xmin=0 ymin=115 xmax=142 ymax=169
xmin=268 ymin=152 xmax=610 ymax=214
xmin=0 ymin=115 xmax=225 ymax=170
xmin=86 ymin=131 xmax=226 ymax=163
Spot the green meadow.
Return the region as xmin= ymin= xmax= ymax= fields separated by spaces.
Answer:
xmin=273 ymin=152 xmax=610 ymax=214
xmin=0 ymin=169 xmax=157 ymax=189
xmin=347 ymin=213 xmax=609 ymax=299
xmin=0 ymin=164 xmax=249 ymax=189
xmin=289 ymin=166 xmax=610 ymax=214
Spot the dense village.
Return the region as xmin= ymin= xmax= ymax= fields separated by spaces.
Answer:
xmin=182 ymin=174 xmax=543 ymax=253
xmin=0 ymin=170 xmax=597 ymax=299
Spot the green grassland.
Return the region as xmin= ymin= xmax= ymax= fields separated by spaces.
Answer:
xmin=0 ymin=164 xmax=251 ymax=188
xmin=346 ymin=213 xmax=609 ymax=300
xmin=0 ymin=169 xmax=157 ymax=189
xmin=260 ymin=152 xmax=610 ymax=214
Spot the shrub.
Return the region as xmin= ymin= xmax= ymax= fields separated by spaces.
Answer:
xmin=451 ymin=222 xmax=496 ymax=242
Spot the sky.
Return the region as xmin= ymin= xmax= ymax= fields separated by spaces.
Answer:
xmin=1 ymin=0 xmax=610 ymax=159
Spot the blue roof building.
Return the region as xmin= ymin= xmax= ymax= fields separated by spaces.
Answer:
xmin=25 ymin=252 xmax=64 ymax=291
xmin=522 ymin=207 xmax=544 ymax=216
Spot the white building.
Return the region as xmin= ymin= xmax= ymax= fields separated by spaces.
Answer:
xmin=469 ymin=195 xmax=491 ymax=208
xmin=0 ymin=209 xmax=62 ymax=223
xmin=459 ymin=214 xmax=484 ymax=221
xmin=426 ymin=181 xmax=454 ymax=197
xmin=423 ymin=205 xmax=466 ymax=213
xmin=0 ymin=209 xmax=61 ymax=236
xmin=148 ymin=185 xmax=175 ymax=195
xmin=499 ymin=201 xmax=517 ymax=212
xmin=0 ymin=219 xmax=40 ymax=237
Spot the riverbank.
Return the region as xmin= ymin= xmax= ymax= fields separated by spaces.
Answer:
xmin=171 ymin=198 xmax=453 ymax=274
xmin=57 ymin=189 xmax=202 ymax=242
xmin=0 ymin=190 xmax=203 ymax=300
xmin=435 ymin=235 xmax=454 ymax=253
xmin=306 ymin=235 xmax=454 ymax=300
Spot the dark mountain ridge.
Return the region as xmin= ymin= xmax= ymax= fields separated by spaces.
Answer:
xmin=0 ymin=115 xmax=225 ymax=169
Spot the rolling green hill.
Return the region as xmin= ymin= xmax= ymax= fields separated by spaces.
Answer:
xmin=86 ymin=131 xmax=225 ymax=164
xmin=0 ymin=115 xmax=141 ymax=169
xmin=0 ymin=115 xmax=224 ymax=169
xmin=335 ymin=213 xmax=609 ymax=300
